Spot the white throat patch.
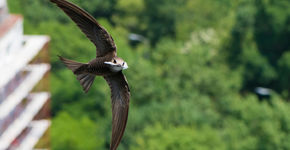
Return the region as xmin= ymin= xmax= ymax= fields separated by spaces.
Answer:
xmin=104 ymin=61 xmax=128 ymax=72
xmin=111 ymin=66 xmax=123 ymax=72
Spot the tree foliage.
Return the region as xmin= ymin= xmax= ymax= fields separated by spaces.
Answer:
xmin=7 ymin=0 xmax=290 ymax=149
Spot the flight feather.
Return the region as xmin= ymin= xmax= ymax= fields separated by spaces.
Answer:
xmin=50 ymin=0 xmax=116 ymax=57
xmin=104 ymin=72 xmax=130 ymax=150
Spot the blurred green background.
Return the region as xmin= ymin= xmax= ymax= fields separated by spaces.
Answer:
xmin=8 ymin=0 xmax=290 ymax=149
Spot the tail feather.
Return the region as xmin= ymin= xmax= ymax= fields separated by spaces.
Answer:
xmin=59 ymin=56 xmax=95 ymax=93
xmin=58 ymin=55 xmax=85 ymax=73
xmin=77 ymin=73 xmax=95 ymax=93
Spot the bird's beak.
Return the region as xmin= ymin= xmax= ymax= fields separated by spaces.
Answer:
xmin=122 ymin=63 xmax=128 ymax=70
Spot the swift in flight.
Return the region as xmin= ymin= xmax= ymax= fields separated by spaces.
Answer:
xmin=50 ymin=0 xmax=130 ymax=149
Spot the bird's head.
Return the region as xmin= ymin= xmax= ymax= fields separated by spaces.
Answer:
xmin=104 ymin=57 xmax=128 ymax=72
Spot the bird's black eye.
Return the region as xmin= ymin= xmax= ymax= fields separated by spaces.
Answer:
xmin=122 ymin=62 xmax=125 ymax=66
xmin=113 ymin=59 xmax=117 ymax=63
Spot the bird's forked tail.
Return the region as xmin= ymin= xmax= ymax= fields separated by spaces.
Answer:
xmin=58 ymin=56 xmax=95 ymax=93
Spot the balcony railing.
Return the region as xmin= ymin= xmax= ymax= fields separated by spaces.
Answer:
xmin=0 ymin=35 xmax=50 ymax=89
xmin=9 ymin=120 xmax=50 ymax=150
xmin=0 ymin=63 xmax=50 ymax=120
xmin=0 ymin=70 xmax=31 ymax=104
xmin=0 ymin=95 xmax=34 ymax=136
xmin=0 ymin=92 xmax=50 ymax=149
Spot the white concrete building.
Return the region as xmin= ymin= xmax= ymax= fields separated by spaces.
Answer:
xmin=0 ymin=0 xmax=51 ymax=149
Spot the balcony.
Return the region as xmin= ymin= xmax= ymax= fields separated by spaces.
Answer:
xmin=9 ymin=120 xmax=50 ymax=150
xmin=0 ymin=35 xmax=50 ymax=89
xmin=0 ymin=92 xmax=50 ymax=149
xmin=0 ymin=63 xmax=50 ymax=120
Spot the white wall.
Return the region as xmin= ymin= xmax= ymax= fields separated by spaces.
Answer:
xmin=0 ymin=0 xmax=8 ymax=23
xmin=0 ymin=18 xmax=23 ymax=66
xmin=0 ymin=0 xmax=6 ymax=9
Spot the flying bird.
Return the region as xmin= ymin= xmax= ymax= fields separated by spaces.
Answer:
xmin=50 ymin=0 xmax=130 ymax=149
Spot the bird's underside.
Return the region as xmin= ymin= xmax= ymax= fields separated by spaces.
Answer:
xmin=76 ymin=55 xmax=115 ymax=76
xmin=50 ymin=0 xmax=130 ymax=150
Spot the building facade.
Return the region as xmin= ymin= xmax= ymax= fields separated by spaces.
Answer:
xmin=0 ymin=0 xmax=50 ymax=149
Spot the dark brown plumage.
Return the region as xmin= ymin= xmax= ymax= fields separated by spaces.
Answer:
xmin=104 ymin=73 xmax=130 ymax=150
xmin=50 ymin=0 xmax=130 ymax=150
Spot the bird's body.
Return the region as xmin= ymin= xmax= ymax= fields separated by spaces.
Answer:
xmin=50 ymin=0 xmax=130 ymax=150
xmin=72 ymin=52 xmax=117 ymax=76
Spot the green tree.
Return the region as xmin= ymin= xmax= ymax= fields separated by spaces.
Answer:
xmin=131 ymin=125 xmax=226 ymax=150
xmin=51 ymin=112 xmax=105 ymax=150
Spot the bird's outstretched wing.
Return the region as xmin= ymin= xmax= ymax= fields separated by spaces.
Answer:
xmin=50 ymin=0 xmax=116 ymax=57
xmin=104 ymin=72 xmax=130 ymax=150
